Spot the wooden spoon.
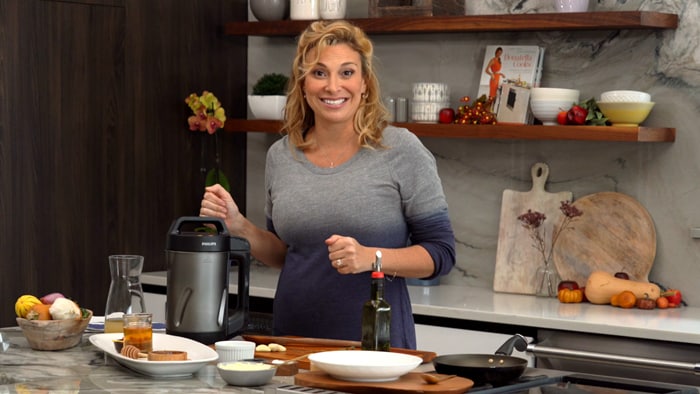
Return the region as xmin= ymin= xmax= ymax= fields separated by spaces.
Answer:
xmin=421 ymin=373 xmax=457 ymax=384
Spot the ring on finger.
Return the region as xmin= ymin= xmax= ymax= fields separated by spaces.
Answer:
xmin=336 ymin=259 xmax=343 ymax=268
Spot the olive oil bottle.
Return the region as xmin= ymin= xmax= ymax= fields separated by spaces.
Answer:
xmin=361 ymin=251 xmax=391 ymax=351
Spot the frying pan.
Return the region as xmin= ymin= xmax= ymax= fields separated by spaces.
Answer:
xmin=433 ymin=334 xmax=529 ymax=386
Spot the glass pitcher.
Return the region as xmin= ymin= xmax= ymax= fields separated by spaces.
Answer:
xmin=105 ymin=255 xmax=146 ymax=333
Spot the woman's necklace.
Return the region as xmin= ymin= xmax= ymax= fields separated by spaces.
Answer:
xmin=317 ymin=142 xmax=356 ymax=168
xmin=320 ymin=146 xmax=350 ymax=168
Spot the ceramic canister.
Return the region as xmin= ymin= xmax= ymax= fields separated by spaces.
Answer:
xmin=319 ymin=0 xmax=346 ymax=19
xmin=290 ymin=0 xmax=319 ymax=20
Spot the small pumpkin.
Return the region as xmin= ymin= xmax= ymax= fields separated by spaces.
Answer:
xmin=610 ymin=290 xmax=636 ymax=309
xmin=558 ymin=288 xmax=583 ymax=303
xmin=636 ymin=295 xmax=656 ymax=310
xmin=27 ymin=303 xmax=52 ymax=320
xmin=656 ymin=296 xmax=669 ymax=309
xmin=14 ymin=295 xmax=42 ymax=318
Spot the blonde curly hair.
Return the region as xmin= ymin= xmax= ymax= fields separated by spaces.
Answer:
xmin=281 ymin=20 xmax=389 ymax=151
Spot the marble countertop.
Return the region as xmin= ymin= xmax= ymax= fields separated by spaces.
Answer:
xmin=142 ymin=265 xmax=700 ymax=346
xmin=0 ymin=328 xmax=290 ymax=393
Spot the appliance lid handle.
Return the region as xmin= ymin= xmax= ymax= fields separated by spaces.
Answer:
xmin=526 ymin=343 xmax=700 ymax=375
xmin=168 ymin=216 xmax=228 ymax=236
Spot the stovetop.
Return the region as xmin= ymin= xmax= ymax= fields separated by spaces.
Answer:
xmin=271 ymin=373 xmax=699 ymax=394
xmin=468 ymin=373 xmax=699 ymax=393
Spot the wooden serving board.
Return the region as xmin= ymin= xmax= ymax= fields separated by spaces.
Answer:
xmin=494 ymin=163 xmax=573 ymax=294
xmin=552 ymin=191 xmax=656 ymax=285
xmin=295 ymin=371 xmax=474 ymax=394
xmin=242 ymin=335 xmax=436 ymax=371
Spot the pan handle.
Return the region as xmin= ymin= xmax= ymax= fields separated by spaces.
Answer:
xmin=526 ymin=342 xmax=700 ymax=376
xmin=495 ymin=334 xmax=529 ymax=356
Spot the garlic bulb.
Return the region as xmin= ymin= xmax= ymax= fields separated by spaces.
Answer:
xmin=49 ymin=297 xmax=81 ymax=320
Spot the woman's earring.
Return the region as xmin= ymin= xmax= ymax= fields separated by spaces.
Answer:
xmin=361 ymin=92 xmax=368 ymax=99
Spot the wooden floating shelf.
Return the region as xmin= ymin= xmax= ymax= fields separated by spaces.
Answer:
xmin=224 ymin=11 xmax=678 ymax=37
xmin=224 ymin=119 xmax=675 ymax=143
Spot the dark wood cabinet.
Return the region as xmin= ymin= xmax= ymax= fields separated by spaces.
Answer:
xmin=0 ymin=0 xmax=247 ymax=327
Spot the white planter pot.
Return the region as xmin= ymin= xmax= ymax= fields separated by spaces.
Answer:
xmin=247 ymin=95 xmax=286 ymax=120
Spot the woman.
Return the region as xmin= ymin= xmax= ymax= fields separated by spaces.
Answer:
xmin=200 ymin=20 xmax=455 ymax=349
xmin=485 ymin=47 xmax=505 ymax=110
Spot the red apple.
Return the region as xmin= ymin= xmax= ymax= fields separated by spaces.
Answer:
xmin=439 ymin=108 xmax=455 ymax=124
xmin=662 ymin=289 xmax=682 ymax=305
xmin=557 ymin=280 xmax=579 ymax=291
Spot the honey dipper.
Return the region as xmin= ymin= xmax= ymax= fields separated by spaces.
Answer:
xmin=120 ymin=344 xmax=147 ymax=359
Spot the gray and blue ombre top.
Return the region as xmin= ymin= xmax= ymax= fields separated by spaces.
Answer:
xmin=264 ymin=126 xmax=455 ymax=349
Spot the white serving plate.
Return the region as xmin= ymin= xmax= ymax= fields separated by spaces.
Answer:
xmin=308 ymin=350 xmax=422 ymax=382
xmin=90 ymin=333 xmax=218 ymax=377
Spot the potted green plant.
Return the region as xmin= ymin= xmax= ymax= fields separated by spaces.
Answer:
xmin=248 ymin=73 xmax=289 ymax=120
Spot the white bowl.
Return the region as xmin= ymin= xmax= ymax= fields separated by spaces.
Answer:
xmin=247 ymin=95 xmax=286 ymax=120
xmin=597 ymin=101 xmax=655 ymax=126
xmin=217 ymin=361 xmax=276 ymax=386
xmin=600 ymin=90 xmax=651 ymax=103
xmin=308 ymin=350 xmax=422 ymax=382
xmin=215 ymin=340 xmax=256 ymax=362
xmin=555 ymin=0 xmax=589 ymax=12
xmin=530 ymin=98 xmax=579 ymax=126
xmin=530 ymin=88 xmax=580 ymax=102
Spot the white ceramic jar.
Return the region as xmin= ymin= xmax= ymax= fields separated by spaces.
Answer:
xmin=554 ymin=0 xmax=589 ymax=12
xmin=290 ymin=0 xmax=319 ymax=20
xmin=320 ymin=0 xmax=346 ymax=19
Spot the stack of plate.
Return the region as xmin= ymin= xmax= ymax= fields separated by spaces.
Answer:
xmin=411 ymin=82 xmax=450 ymax=123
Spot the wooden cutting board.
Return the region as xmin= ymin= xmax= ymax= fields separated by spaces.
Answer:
xmin=242 ymin=335 xmax=436 ymax=371
xmin=494 ymin=162 xmax=573 ymax=294
xmin=295 ymin=371 xmax=474 ymax=394
xmin=552 ymin=191 xmax=656 ymax=285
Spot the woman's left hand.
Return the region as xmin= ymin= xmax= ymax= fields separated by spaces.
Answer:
xmin=325 ymin=235 xmax=374 ymax=274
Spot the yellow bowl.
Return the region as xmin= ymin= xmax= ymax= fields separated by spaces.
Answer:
xmin=597 ymin=101 xmax=655 ymax=126
xmin=16 ymin=309 xmax=92 ymax=350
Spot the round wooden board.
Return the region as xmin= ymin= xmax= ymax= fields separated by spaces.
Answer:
xmin=552 ymin=192 xmax=656 ymax=286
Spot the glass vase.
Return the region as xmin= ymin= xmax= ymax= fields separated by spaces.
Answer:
xmin=535 ymin=261 xmax=561 ymax=297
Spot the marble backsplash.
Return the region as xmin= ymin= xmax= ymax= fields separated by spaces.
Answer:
xmin=244 ymin=1 xmax=700 ymax=304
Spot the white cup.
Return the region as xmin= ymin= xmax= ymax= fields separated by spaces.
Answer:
xmin=320 ymin=0 xmax=346 ymax=19
xmin=290 ymin=0 xmax=319 ymax=20
xmin=554 ymin=0 xmax=589 ymax=12
xmin=215 ymin=340 xmax=256 ymax=362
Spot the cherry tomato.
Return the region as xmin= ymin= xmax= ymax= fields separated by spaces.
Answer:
xmin=557 ymin=111 xmax=568 ymax=125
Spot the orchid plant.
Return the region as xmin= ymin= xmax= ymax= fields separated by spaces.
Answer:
xmin=184 ymin=91 xmax=230 ymax=191
xmin=185 ymin=91 xmax=226 ymax=134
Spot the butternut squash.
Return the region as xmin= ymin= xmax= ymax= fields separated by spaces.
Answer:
xmin=585 ymin=271 xmax=660 ymax=305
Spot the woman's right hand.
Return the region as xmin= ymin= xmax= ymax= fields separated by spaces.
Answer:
xmin=200 ymin=184 xmax=244 ymax=234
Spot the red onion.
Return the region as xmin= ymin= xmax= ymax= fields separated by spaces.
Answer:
xmin=40 ymin=292 xmax=65 ymax=305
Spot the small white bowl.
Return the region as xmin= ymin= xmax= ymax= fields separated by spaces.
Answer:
xmin=555 ymin=0 xmax=589 ymax=12
xmin=215 ymin=340 xmax=256 ymax=362
xmin=530 ymin=88 xmax=580 ymax=102
xmin=597 ymin=101 xmax=655 ymax=126
xmin=217 ymin=361 xmax=276 ymax=386
xmin=600 ymin=90 xmax=651 ymax=103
